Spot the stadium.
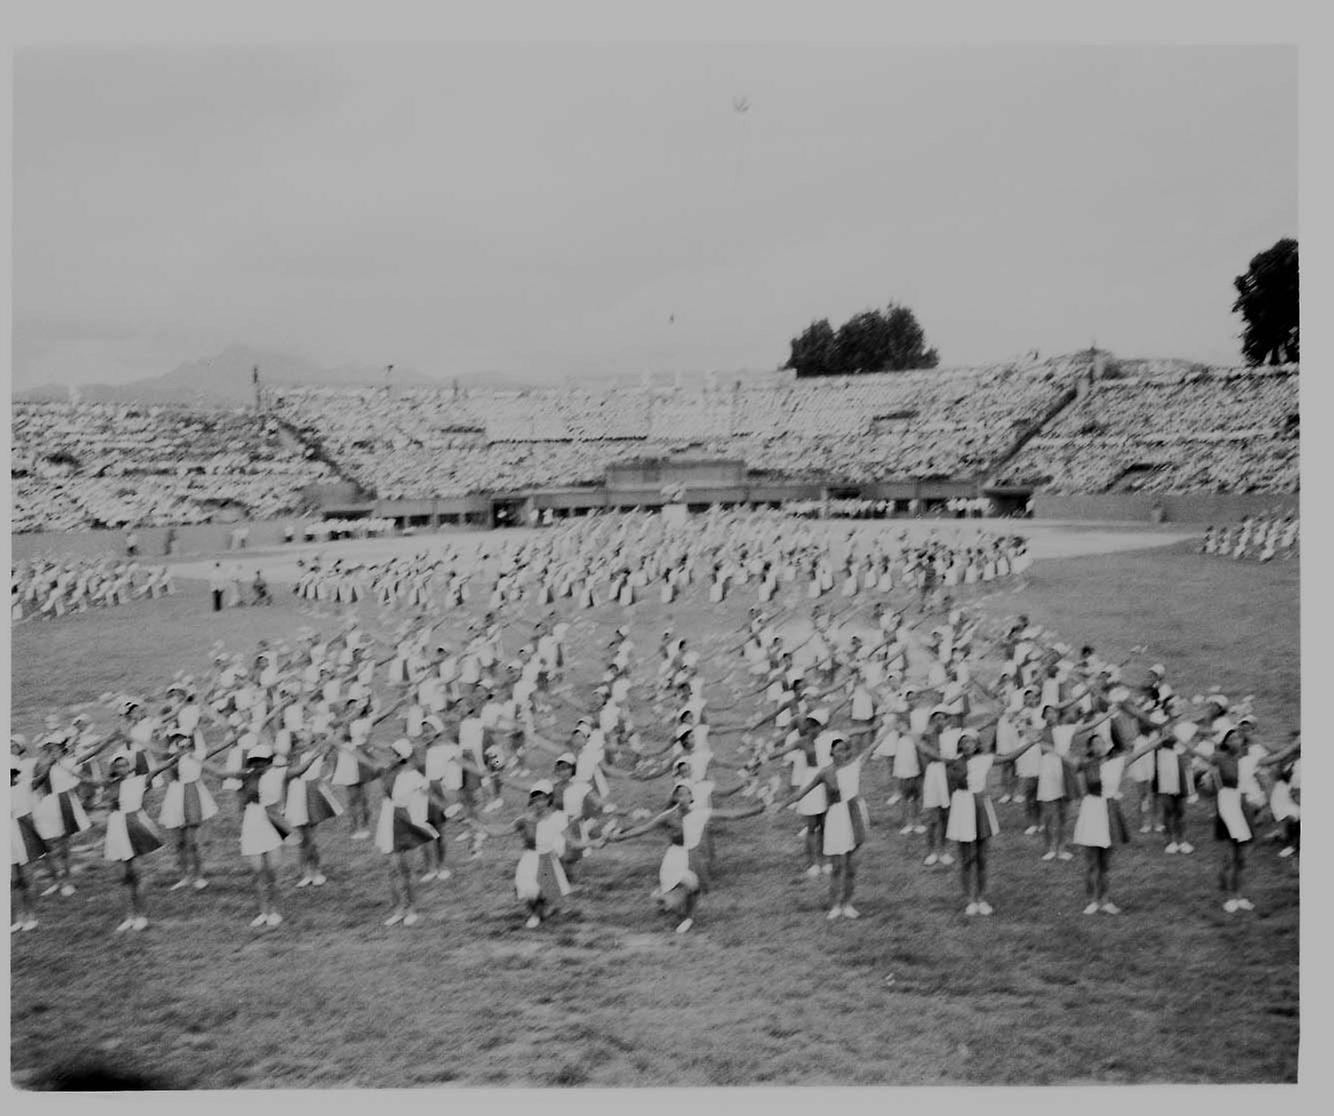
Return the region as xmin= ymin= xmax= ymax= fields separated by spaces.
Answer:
xmin=10 ymin=353 xmax=1300 ymax=545
xmin=10 ymin=41 xmax=1301 ymax=1093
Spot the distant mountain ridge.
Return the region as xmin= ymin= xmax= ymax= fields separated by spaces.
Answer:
xmin=12 ymin=345 xmax=441 ymax=405
xmin=13 ymin=345 xmax=784 ymax=404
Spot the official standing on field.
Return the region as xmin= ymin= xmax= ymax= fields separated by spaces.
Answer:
xmin=209 ymin=562 xmax=227 ymax=612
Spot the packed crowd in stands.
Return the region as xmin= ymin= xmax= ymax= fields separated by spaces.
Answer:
xmin=10 ymin=359 xmax=1300 ymax=535
xmin=997 ymin=365 xmax=1298 ymax=495
xmin=1200 ymin=515 xmax=1299 ymax=562
xmin=11 ymin=403 xmax=337 ymax=533
xmin=12 ymin=554 xmax=174 ymax=621
xmin=270 ymin=357 xmax=1083 ymax=499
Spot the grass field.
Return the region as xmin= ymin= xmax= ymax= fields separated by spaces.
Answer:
xmin=9 ymin=528 xmax=1300 ymax=1087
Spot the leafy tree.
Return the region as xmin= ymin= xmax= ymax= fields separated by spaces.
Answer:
xmin=1233 ymin=238 xmax=1298 ymax=366
xmin=786 ymin=303 xmax=938 ymax=377
xmin=785 ymin=318 xmax=837 ymax=378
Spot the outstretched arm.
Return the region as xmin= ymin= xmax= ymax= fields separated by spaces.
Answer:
xmin=710 ymin=800 xmax=767 ymax=822
xmin=605 ymin=808 xmax=676 ymax=843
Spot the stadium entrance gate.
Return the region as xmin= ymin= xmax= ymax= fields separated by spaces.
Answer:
xmin=491 ymin=497 xmax=530 ymax=528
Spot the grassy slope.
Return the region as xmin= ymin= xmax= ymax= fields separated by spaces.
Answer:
xmin=9 ymin=541 xmax=1299 ymax=1087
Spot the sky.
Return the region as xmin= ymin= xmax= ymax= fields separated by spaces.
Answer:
xmin=12 ymin=43 xmax=1298 ymax=389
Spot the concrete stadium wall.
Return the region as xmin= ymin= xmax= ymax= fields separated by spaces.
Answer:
xmin=1032 ymin=493 xmax=1299 ymax=523
xmin=606 ymin=459 xmax=745 ymax=488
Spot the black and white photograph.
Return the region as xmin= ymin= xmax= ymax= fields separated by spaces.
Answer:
xmin=7 ymin=8 xmax=1311 ymax=1093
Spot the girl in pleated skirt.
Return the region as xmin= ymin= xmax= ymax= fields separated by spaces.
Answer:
xmin=775 ymin=726 xmax=877 ymax=920
xmin=282 ymin=733 xmax=343 ymax=888
xmin=157 ymin=731 xmax=222 ymax=891
xmin=31 ymin=739 xmax=93 ymax=897
xmin=372 ymin=740 xmax=450 ymax=927
xmin=1070 ymin=733 xmax=1157 ymax=914
xmin=609 ymin=783 xmax=762 ymax=934
xmin=236 ymin=748 xmax=292 ymax=927
xmin=1186 ymin=731 xmax=1300 ymax=913
xmin=944 ymin=732 xmax=1009 ymax=916
xmin=91 ymin=753 xmax=171 ymax=931
xmin=11 ymin=760 xmax=46 ymax=933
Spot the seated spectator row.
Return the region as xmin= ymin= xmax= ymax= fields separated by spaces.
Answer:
xmin=10 ymin=359 xmax=1300 ymax=530
xmin=11 ymin=403 xmax=338 ymax=531
xmin=269 ymin=356 xmax=1080 ymax=498
xmin=997 ymin=366 xmax=1298 ymax=494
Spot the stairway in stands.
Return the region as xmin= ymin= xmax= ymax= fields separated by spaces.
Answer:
xmin=982 ymin=380 xmax=1083 ymax=484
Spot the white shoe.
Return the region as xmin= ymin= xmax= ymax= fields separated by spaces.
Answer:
xmin=1278 ymin=846 xmax=1295 ymax=859
xmin=312 ymin=874 xmax=327 ymax=886
xmin=886 ymin=794 xmax=901 ymax=806
xmin=115 ymin=917 xmax=135 ymax=933
xmin=998 ymin=794 xmax=1012 ymax=804
xmin=525 ymin=915 xmax=541 ymax=929
xmin=250 ymin=913 xmax=269 ymax=927
xmin=22 ymin=919 xmax=38 ymax=932
xmin=1041 ymin=851 xmax=1056 ymax=861
xmin=1178 ymin=842 xmax=1194 ymax=855
xmin=924 ymin=853 xmax=938 ymax=866
xmin=59 ymin=883 xmax=76 ymax=897
xmin=965 ymin=902 xmax=979 ymax=916
xmin=402 ymin=911 xmax=420 ymax=926
xmin=435 ymin=868 xmax=451 ymax=880
xmin=939 ymin=853 xmax=955 ymax=866
xmin=1083 ymin=902 xmax=1099 ymax=915
xmin=1223 ymin=899 xmax=1239 ymax=913
xmin=132 ymin=916 xmax=148 ymax=931
xmin=193 ymin=878 xmax=209 ymax=890
xmin=1024 ymin=826 xmax=1039 ymax=836
xmin=295 ymin=876 xmax=312 ymax=888
xmin=821 ymin=863 xmax=833 ymax=875
xmin=384 ymin=911 xmax=404 ymax=927
xmin=913 ymin=825 xmax=926 ymax=834
xmin=420 ymin=871 xmax=437 ymax=883
xmin=805 ymin=864 xmax=822 ymax=878
xmin=1187 ymin=795 xmax=1199 ymax=804
xmin=266 ymin=912 xmax=282 ymax=927
xmin=351 ymin=829 xmax=370 ymax=840
xmin=1139 ymin=823 xmax=1152 ymax=834
xmin=826 ymin=906 xmax=842 ymax=920
xmin=898 ymin=824 xmax=914 ymax=835
xmin=841 ymin=905 xmax=860 ymax=919
xmin=11 ymin=922 xmax=23 ymax=934
xmin=1235 ymin=898 xmax=1255 ymax=911
xmin=1100 ymin=902 xmax=1121 ymax=915
xmin=169 ymin=878 xmax=190 ymax=891
xmin=977 ymin=901 xmax=993 ymax=916
xmin=1057 ymin=850 xmax=1073 ymax=861
xmin=1165 ymin=842 xmax=1179 ymax=854
xmin=1153 ymin=824 xmax=1165 ymax=833
xmin=675 ymin=917 xmax=694 ymax=934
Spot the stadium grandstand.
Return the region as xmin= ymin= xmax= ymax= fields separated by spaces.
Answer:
xmin=10 ymin=354 xmax=1299 ymax=533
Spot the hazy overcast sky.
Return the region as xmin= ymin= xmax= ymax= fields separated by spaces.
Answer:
xmin=13 ymin=43 xmax=1296 ymax=388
